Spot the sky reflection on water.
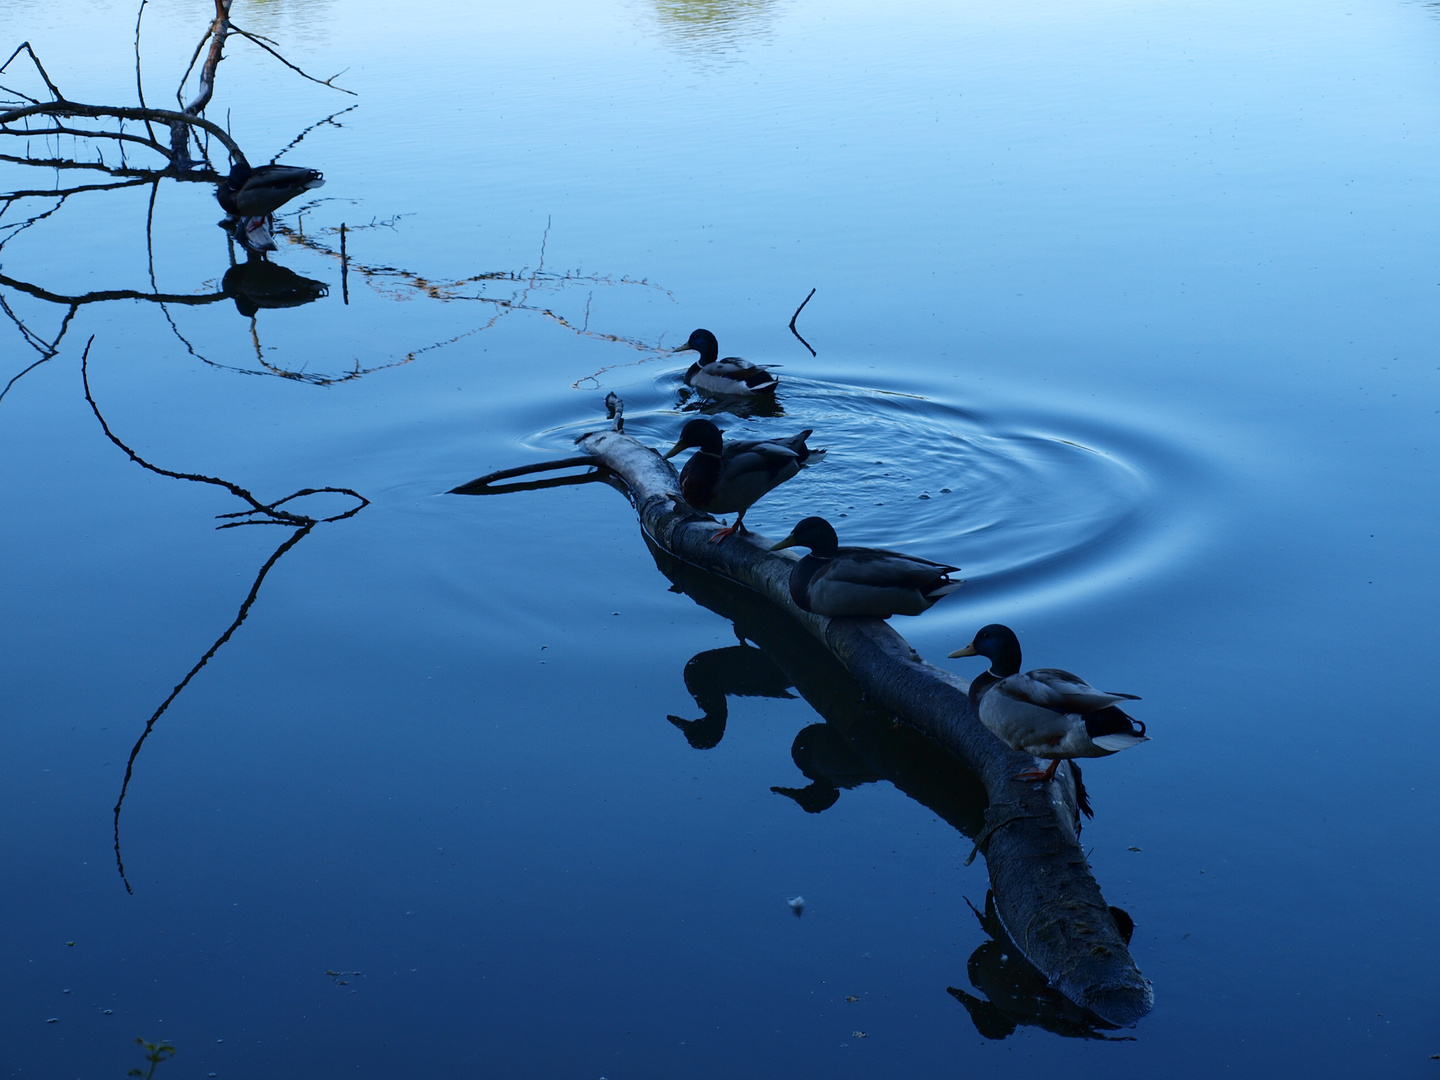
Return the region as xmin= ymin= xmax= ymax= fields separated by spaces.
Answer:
xmin=3 ymin=0 xmax=1439 ymax=1076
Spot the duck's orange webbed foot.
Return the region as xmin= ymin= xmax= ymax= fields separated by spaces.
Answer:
xmin=1014 ymin=759 xmax=1062 ymax=782
xmin=708 ymin=515 xmax=750 ymax=544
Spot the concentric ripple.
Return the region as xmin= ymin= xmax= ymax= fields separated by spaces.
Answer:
xmin=521 ymin=363 xmax=1213 ymax=619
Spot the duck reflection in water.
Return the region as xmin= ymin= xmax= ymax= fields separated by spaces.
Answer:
xmin=770 ymin=722 xmax=885 ymax=813
xmin=221 ymin=257 xmax=328 ymax=318
xmin=949 ymin=890 xmax=1137 ymax=1042
xmin=666 ymin=642 xmax=795 ymax=750
xmin=653 ymin=540 xmax=986 ymax=835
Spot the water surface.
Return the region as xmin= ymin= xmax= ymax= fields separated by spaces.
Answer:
xmin=2 ymin=0 xmax=1438 ymax=1076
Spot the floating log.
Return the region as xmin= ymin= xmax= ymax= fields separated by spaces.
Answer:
xmin=457 ymin=423 xmax=1153 ymax=1025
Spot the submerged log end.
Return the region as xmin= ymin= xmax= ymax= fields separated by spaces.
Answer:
xmin=1077 ymin=976 xmax=1155 ymax=1029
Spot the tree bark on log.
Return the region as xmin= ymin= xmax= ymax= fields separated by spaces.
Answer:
xmin=571 ymin=426 xmax=1153 ymax=1026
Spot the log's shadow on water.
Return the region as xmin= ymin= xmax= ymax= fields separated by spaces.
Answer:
xmin=76 ymin=341 xmax=369 ymax=893
xmin=645 ymin=538 xmax=1131 ymax=1041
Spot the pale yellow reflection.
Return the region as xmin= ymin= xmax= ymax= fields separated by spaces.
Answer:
xmin=650 ymin=0 xmax=781 ymax=56
xmin=231 ymin=0 xmax=336 ymax=48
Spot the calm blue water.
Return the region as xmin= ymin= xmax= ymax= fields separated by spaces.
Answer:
xmin=3 ymin=0 xmax=1438 ymax=1076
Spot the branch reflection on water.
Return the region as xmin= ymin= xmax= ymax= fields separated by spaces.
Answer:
xmin=79 ymin=341 xmax=369 ymax=893
xmin=0 ymin=152 xmax=674 ymax=388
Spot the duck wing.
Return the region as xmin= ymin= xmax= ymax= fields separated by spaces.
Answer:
xmin=235 ymin=166 xmax=325 ymax=217
xmin=686 ymin=357 xmax=779 ymax=395
xmin=831 ymin=546 xmax=959 ymax=580
xmin=803 ymin=548 xmax=962 ymax=617
xmin=727 ymin=429 xmax=817 ymax=461
xmin=701 ymin=442 xmax=801 ymax=512
xmin=1006 ymin=668 xmax=1141 ymax=713
xmin=978 ymin=681 xmax=1076 ymax=747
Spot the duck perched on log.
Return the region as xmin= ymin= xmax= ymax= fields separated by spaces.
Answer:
xmin=663 ymin=418 xmax=822 ymax=542
xmin=674 ymin=329 xmax=778 ymax=396
xmin=216 ymin=162 xmax=326 ymax=219
xmin=769 ymin=516 xmax=963 ymax=618
xmin=948 ymin=624 xmax=1149 ymax=783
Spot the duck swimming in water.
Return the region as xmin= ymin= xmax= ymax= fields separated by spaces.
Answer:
xmin=948 ymin=624 xmax=1149 ymax=782
xmin=769 ymin=516 xmax=963 ymax=618
xmin=663 ymin=418 xmax=821 ymax=542
xmin=674 ymin=329 xmax=778 ymax=396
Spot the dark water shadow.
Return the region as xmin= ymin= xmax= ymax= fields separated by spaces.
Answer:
xmin=675 ymin=382 xmax=787 ymax=420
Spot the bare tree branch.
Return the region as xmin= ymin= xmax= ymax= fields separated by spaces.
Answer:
xmin=789 ymin=287 xmax=816 ymax=356
xmin=133 ymin=0 xmax=158 ymax=144
xmin=0 ymin=42 xmax=63 ymax=102
xmin=2 ymin=122 xmax=171 ymax=157
xmin=228 ymin=25 xmax=357 ymax=96
xmin=1 ymin=100 xmax=245 ymax=166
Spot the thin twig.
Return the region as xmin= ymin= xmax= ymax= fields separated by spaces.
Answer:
xmin=271 ymin=104 xmax=358 ymax=161
xmin=0 ymin=269 xmax=227 ymax=306
xmin=0 ymin=293 xmax=75 ymax=367
xmin=227 ymin=26 xmax=357 ymax=95
xmin=133 ymin=0 xmax=157 ymax=143
xmin=0 ymin=151 xmax=193 ymax=177
xmin=788 ymin=287 xmax=816 ymax=357
xmin=0 ymin=42 xmax=63 ymax=102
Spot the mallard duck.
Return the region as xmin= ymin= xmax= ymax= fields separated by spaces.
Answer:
xmin=675 ymin=329 xmax=778 ymax=396
xmin=663 ymin=418 xmax=821 ymax=542
xmin=216 ymin=162 xmax=326 ymax=219
xmin=948 ymin=624 xmax=1148 ymax=782
xmin=769 ymin=516 xmax=963 ymax=618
